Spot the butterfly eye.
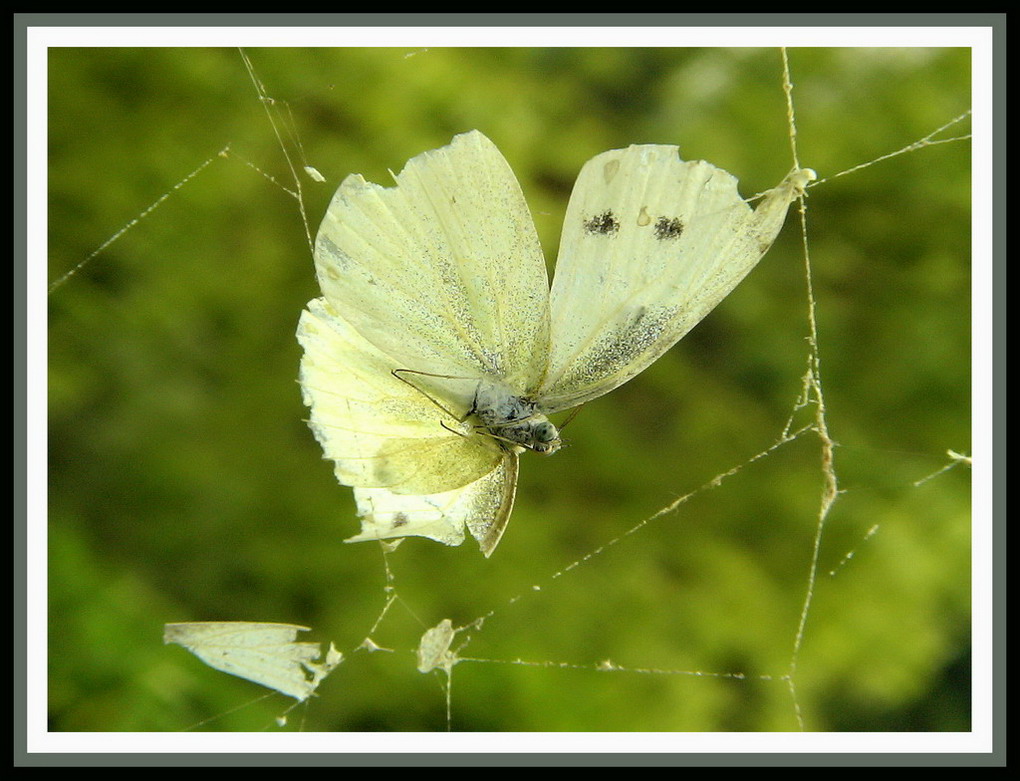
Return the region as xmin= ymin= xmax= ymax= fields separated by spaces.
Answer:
xmin=534 ymin=421 xmax=557 ymax=443
xmin=530 ymin=421 xmax=561 ymax=455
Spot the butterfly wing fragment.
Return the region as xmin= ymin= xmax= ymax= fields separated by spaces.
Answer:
xmin=163 ymin=622 xmax=343 ymax=702
xmin=416 ymin=618 xmax=458 ymax=674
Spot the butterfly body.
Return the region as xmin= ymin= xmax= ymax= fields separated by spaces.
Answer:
xmin=471 ymin=379 xmax=561 ymax=456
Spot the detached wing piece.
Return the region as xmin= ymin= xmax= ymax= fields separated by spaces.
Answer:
xmin=539 ymin=144 xmax=814 ymax=411
xmin=164 ymin=622 xmax=342 ymax=702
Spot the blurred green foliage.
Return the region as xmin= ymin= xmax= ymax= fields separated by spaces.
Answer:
xmin=47 ymin=46 xmax=971 ymax=733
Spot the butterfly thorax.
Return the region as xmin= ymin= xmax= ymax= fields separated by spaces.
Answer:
xmin=472 ymin=380 xmax=561 ymax=455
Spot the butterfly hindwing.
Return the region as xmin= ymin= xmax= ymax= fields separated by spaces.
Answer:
xmin=298 ymin=297 xmax=504 ymax=496
xmin=348 ymin=450 xmax=518 ymax=557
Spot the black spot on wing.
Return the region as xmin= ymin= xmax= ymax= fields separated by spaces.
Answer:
xmin=583 ymin=210 xmax=620 ymax=235
xmin=654 ymin=216 xmax=684 ymax=240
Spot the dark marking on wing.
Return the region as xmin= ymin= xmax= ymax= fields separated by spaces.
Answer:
xmin=654 ymin=216 xmax=684 ymax=240
xmin=560 ymin=305 xmax=679 ymax=390
xmin=583 ymin=210 xmax=620 ymax=235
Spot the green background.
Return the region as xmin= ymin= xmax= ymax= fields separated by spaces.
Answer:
xmin=47 ymin=47 xmax=971 ymax=733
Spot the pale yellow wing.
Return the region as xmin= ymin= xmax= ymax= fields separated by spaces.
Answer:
xmin=348 ymin=451 xmax=518 ymax=558
xmin=539 ymin=144 xmax=813 ymax=412
xmin=298 ymin=298 xmax=504 ymax=495
xmin=312 ymin=129 xmax=550 ymax=395
xmin=163 ymin=622 xmax=342 ymax=702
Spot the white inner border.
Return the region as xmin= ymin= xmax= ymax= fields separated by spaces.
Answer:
xmin=26 ymin=23 xmax=994 ymax=756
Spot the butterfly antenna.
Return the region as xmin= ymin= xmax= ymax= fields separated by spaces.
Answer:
xmin=556 ymin=404 xmax=585 ymax=432
xmin=390 ymin=368 xmax=473 ymax=422
xmin=439 ymin=420 xmax=470 ymax=439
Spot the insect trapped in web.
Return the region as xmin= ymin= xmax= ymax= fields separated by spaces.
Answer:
xmin=297 ymin=130 xmax=814 ymax=556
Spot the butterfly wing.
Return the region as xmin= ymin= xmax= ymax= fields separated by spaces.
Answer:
xmin=312 ymin=129 xmax=550 ymax=399
xmin=163 ymin=622 xmax=342 ymax=702
xmin=298 ymin=298 xmax=504 ymax=496
xmin=538 ymin=144 xmax=812 ymax=412
xmin=348 ymin=450 xmax=518 ymax=557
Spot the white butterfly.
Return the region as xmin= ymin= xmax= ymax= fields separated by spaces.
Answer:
xmin=298 ymin=130 xmax=813 ymax=556
xmin=164 ymin=622 xmax=342 ymax=701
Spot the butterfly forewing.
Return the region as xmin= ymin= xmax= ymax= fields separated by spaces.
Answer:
xmin=313 ymin=130 xmax=551 ymax=393
xmin=539 ymin=145 xmax=807 ymax=412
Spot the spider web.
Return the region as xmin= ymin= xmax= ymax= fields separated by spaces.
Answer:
xmin=43 ymin=40 xmax=976 ymax=745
